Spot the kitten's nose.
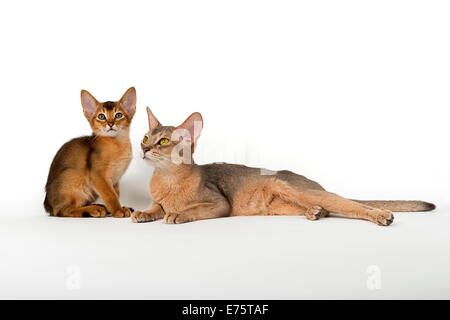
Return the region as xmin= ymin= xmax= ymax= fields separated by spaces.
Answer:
xmin=107 ymin=122 xmax=114 ymax=127
xmin=143 ymin=147 xmax=151 ymax=153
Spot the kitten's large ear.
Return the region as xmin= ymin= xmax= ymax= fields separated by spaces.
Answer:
xmin=146 ymin=106 xmax=161 ymax=131
xmin=177 ymin=112 xmax=203 ymax=144
xmin=120 ymin=87 xmax=136 ymax=117
xmin=80 ymin=90 xmax=99 ymax=119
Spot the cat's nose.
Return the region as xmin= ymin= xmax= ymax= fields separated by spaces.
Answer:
xmin=107 ymin=122 xmax=114 ymax=127
xmin=143 ymin=147 xmax=151 ymax=153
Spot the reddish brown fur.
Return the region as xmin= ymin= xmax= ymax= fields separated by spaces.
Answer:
xmin=131 ymin=108 xmax=435 ymax=226
xmin=44 ymin=87 xmax=137 ymax=218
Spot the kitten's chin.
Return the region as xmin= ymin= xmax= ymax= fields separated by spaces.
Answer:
xmin=107 ymin=132 xmax=118 ymax=137
xmin=99 ymin=129 xmax=120 ymax=137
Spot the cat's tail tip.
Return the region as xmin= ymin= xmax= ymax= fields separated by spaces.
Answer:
xmin=353 ymin=200 xmax=436 ymax=212
xmin=422 ymin=201 xmax=436 ymax=211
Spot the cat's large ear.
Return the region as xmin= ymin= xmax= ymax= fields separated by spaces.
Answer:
xmin=176 ymin=112 xmax=203 ymax=144
xmin=80 ymin=90 xmax=99 ymax=119
xmin=119 ymin=87 xmax=136 ymax=117
xmin=146 ymin=106 xmax=161 ymax=131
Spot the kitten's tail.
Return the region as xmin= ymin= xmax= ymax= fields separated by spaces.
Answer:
xmin=352 ymin=200 xmax=436 ymax=212
xmin=43 ymin=195 xmax=53 ymax=214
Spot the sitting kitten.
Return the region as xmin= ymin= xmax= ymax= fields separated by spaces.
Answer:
xmin=44 ymin=87 xmax=136 ymax=218
xmin=131 ymin=107 xmax=435 ymax=226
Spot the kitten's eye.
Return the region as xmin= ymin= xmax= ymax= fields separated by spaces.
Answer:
xmin=97 ymin=113 xmax=106 ymax=120
xmin=142 ymin=136 xmax=149 ymax=145
xmin=159 ymin=138 xmax=169 ymax=146
xmin=115 ymin=112 xmax=123 ymax=119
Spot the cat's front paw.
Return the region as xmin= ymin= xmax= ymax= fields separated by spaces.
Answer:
xmin=164 ymin=213 xmax=190 ymax=224
xmin=112 ymin=207 xmax=132 ymax=218
xmin=370 ymin=209 xmax=394 ymax=226
xmin=131 ymin=211 xmax=162 ymax=223
xmin=305 ymin=206 xmax=323 ymax=221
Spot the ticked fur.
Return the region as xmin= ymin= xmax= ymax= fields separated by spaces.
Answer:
xmin=132 ymin=107 xmax=435 ymax=226
xmin=44 ymin=87 xmax=137 ymax=218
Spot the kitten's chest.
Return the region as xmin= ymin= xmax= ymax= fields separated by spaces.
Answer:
xmin=105 ymin=143 xmax=132 ymax=184
xmin=110 ymin=153 xmax=132 ymax=184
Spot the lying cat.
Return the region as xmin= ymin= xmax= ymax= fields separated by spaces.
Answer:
xmin=44 ymin=87 xmax=136 ymax=218
xmin=131 ymin=107 xmax=435 ymax=226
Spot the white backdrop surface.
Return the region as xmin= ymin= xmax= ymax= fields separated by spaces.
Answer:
xmin=0 ymin=0 xmax=449 ymax=299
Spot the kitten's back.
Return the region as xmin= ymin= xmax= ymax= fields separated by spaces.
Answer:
xmin=44 ymin=136 xmax=94 ymax=213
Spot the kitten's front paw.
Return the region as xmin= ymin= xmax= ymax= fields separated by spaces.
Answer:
xmin=131 ymin=211 xmax=162 ymax=223
xmin=164 ymin=213 xmax=190 ymax=224
xmin=86 ymin=205 xmax=108 ymax=218
xmin=113 ymin=207 xmax=132 ymax=218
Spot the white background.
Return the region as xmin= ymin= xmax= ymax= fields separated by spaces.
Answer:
xmin=0 ymin=0 xmax=449 ymax=299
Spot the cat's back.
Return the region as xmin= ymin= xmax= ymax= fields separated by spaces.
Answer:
xmin=198 ymin=162 xmax=325 ymax=197
xmin=200 ymin=162 xmax=261 ymax=180
xmin=199 ymin=163 xmax=262 ymax=197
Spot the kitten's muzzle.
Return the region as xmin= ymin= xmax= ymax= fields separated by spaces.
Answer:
xmin=106 ymin=122 xmax=118 ymax=132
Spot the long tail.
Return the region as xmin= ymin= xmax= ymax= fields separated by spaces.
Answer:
xmin=352 ymin=200 xmax=436 ymax=212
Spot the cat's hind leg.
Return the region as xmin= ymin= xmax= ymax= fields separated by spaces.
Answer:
xmin=261 ymin=178 xmax=392 ymax=225
xmin=314 ymin=192 xmax=394 ymax=226
xmin=231 ymin=179 xmax=328 ymax=220
xmin=286 ymin=187 xmax=393 ymax=226
xmin=266 ymin=197 xmax=326 ymax=220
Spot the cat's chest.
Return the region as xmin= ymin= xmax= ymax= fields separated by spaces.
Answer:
xmin=149 ymin=172 xmax=200 ymax=212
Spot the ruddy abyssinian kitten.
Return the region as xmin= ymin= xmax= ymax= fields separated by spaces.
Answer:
xmin=44 ymin=87 xmax=137 ymax=218
xmin=131 ymin=107 xmax=435 ymax=226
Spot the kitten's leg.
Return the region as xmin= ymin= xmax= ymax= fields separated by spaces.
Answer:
xmin=131 ymin=203 xmax=165 ymax=223
xmin=113 ymin=183 xmax=120 ymax=197
xmin=92 ymin=175 xmax=131 ymax=218
xmin=164 ymin=200 xmax=230 ymax=224
xmin=50 ymin=185 xmax=105 ymax=217
xmin=112 ymin=183 xmax=134 ymax=213
xmin=58 ymin=204 xmax=107 ymax=218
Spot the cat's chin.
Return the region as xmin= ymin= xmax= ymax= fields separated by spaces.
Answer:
xmin=143 ymin=157 xmax=158 ymax=165
xmin=143 ymin=158 xmax=154 ymax=165
xmin=143 ymin=157 xmax=170 ymax=168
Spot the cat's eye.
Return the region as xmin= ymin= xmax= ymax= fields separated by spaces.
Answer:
xmin=159 ymin=138 xmax=169 ymax=146
xmin=97 ymin=113 xmax=106 ymax=120
xmin=115 ymin=112 xmax=123 ymax=119
xmin=142 ymin=136 xmax=149 ymax=145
